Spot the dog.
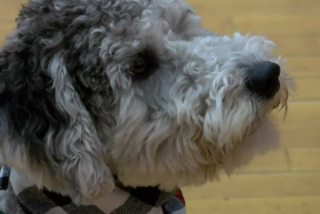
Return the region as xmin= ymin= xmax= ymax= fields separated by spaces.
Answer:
xmin=0 ymin=0 xmax=293 ymax=212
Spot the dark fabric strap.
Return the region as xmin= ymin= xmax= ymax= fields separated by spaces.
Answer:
xmin=1 ymin=167 xmax=186 ymax=214
xmin=0 ymin=166 xmax=10 ymax=191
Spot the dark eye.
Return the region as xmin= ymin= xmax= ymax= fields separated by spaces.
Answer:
xmin=131 ymin=57 xmax=148 ymax=74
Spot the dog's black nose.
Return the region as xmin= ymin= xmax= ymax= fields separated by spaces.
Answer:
xmin=246 ymin=61 xmax=281 ymax=98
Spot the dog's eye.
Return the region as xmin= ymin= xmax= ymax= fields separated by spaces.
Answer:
xmin=129 ymin=49 xmax=159 ymax=79
xmin=131 ymin=57 xmax=148 ymax=74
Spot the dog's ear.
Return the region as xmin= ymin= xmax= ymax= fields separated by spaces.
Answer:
xmin=45 ymin=52 xmax=115 ymax=202
xmin=0 ymin=32 xmax=114 ymax=203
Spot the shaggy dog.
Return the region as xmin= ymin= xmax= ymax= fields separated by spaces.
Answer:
xmin=0 ymin=0 xmax=293 ymax=212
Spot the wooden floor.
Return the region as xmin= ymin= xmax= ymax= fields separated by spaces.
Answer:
xmin=1 ymin=0 xmax=320 ymax=213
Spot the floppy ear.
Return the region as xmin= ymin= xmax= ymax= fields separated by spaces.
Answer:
xmin=0 ymin=36 xmax=114 ymax=204
xmin=46 ymin=53 xmax=115 ymax=203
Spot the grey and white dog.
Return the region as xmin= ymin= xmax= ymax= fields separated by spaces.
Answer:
xmin=0 ymin=0 xmax=293 ymax=208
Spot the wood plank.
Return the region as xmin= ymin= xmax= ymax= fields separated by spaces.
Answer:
xmin=0 ymin=1 xmax=23 ymax=44
xmin=185 ymin=197 xmax=320 ymax=214
xmin=284 ymin=102 xmax=320 ymax=120
xmin=0 ymin=0 xmax=26 ymax=3
xmin=233 ymin=14 xmax=320 ymax=35
xmin=187 ymin=0 xmax=320 ymax=16
xmin=271 ymin=35 xmax=320 ymax=57
xmin=279 ymin=122 xmax=320 ymax=147
xmin=182 ymin=172 xmax=320 ymax=200
xmin=285 ymin=57 xmax=320 ymax=78
xmin=0 ymin=5 xmax=21 ymax=22
xmin=289 ymin=148 xmax=320 ymax=171
xmin=200 ymin=15 xmax=235 ymax=34
xmin=237 ymin=149 xmax=289 ymax=173
xmin=276 ymin=102 xmax=320 ymax=147
xmin=0 ymin=22 xmax=16 ymax=45
xmin=289 ymin=78 xmax=320 ymax=100
xmin=0 ymin=1 xmax=26 ymax=22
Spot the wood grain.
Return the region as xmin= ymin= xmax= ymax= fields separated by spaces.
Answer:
xmin=238 ymin=149 xmax=289 ymax=172
xmin=286 ymin=57 xmax=320 ymax=78
xmin=289 ymin=148 xmax=320 ymax=171
xmin=182 ymin=172 xmax=320 ymax=200
xmin=186 ymin=197 xmax=320 ymax=214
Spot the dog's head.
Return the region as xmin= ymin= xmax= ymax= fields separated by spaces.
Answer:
xmin=0 ymin=0 xmax=293 ymax=194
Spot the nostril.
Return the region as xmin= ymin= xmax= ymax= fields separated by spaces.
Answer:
xmin=268 ymin=62 xmax=281 ymax=78
xmin=246 ymin=61 xmax=281 ymax=98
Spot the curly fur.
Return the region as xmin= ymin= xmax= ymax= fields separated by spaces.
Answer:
xmin=0 ymin=0 xmax=293 ymax=210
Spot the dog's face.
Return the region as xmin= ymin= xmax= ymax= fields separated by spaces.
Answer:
xmin=96 ymin=0 xmax=292 ymax=188
xmin=0 ymin=0 xmax=293 ymax=202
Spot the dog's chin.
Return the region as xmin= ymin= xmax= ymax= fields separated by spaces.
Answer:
xmin=221 ymin=113 xmax=280 ymax=175
xmin=113 ymin=113 xmax=282 ymax=192
xmin=221 ymin=90 xmax=288 ymax=171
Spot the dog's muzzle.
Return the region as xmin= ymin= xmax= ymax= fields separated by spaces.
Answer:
xmin=246 ymin=61 xmax=281 ymax=99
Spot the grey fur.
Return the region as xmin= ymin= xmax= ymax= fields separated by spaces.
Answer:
xmin=0 ymin=0 xmax=293 ymax=210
